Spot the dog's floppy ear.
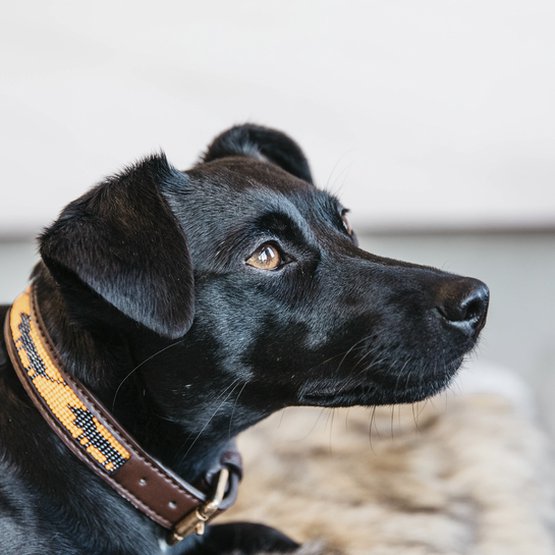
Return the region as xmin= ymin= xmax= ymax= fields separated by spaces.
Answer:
xmin=40 ymin=154 xmax=193 ymax=339
xmin=203 ymin=124 xmax=314 ymax=184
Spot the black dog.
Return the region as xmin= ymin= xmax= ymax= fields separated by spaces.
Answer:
xmin=0 ymin=125 xmax=488 ymax=554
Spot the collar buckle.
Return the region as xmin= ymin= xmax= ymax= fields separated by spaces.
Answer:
xmin=169 ymin=467 xmax=230 ymax=544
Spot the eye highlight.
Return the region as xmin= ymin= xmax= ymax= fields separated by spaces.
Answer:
xmin=246 ymin=242 xmax=283 ymax=271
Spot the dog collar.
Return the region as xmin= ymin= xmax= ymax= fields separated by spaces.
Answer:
xmin=3 ymin=285 xmax=241 ymax=545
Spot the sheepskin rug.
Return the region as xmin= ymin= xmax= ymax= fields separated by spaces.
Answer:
xmin=221 ymin=364 xmax=555 ymax=554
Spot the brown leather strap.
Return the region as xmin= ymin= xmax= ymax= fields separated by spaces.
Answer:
xmin=3 ymin=285 xmax=241 ymax=540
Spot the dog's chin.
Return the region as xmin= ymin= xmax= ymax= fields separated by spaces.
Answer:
xmin=298 ymin=364 xmax=462 ymax=408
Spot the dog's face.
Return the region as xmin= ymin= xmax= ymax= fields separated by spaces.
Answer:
xmin=39 ymin=125 xmax=488 ymax=435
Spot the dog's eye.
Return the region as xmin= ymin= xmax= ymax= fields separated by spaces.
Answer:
xmin=246 ymin=243 xmax=283 ymax=271
xmin=341 ymin=209 xmax=353 ymax=236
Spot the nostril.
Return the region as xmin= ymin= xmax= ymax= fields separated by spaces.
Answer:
xmin=461 ymin=296 xmax=485 ymax=322
xmin=436 ymin=279 xmax=489 ymax=335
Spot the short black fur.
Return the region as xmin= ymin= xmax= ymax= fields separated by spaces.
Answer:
xmin=0 ymin=124 xmax=488 ymax=554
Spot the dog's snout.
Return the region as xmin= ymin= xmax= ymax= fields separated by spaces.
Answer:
xmin=436 ymin=278 xmax=489 ymax=337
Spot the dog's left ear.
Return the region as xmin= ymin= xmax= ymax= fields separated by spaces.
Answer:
xmin=203 ymin=124 xmax=314 ymax=184
xmin=40 ymin=154 xmax=194 ymax=339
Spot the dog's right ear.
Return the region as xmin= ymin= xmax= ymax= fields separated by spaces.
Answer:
xmin=203 ymin=124 xmax=314 ymax=184
xmin=39 ymin=154 xmax=194 ymax=339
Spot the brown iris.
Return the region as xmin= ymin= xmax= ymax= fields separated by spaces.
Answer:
xmin=246 ymin=243 xmax=283 ymax=270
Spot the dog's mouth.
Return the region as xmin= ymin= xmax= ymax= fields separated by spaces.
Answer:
xmin=301 ymin=384 xmax=369 ymax=405
xmin=298 ymin=362 xmax=463 ymax=407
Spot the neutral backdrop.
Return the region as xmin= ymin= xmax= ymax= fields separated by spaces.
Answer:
xmin=1 ymin=0 xmax=555 ymax=236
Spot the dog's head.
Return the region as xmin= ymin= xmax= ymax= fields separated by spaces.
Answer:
xmin=39 ymin=124 xmax=488 ymax=434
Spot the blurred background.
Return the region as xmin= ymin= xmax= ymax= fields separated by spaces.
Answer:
xmin=1 ymin=2 xmax=554 ymax=436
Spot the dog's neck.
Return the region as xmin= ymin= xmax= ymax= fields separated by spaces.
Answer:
xmin=30 ymin=266 xmax=244 ymax=484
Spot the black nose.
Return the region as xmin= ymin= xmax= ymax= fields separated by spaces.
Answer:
xmin=436 ymin=278 xmax=489 ymax=337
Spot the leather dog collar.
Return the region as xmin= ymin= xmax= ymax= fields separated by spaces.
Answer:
xmin=3 ymin=285 xmax=241 ymax=545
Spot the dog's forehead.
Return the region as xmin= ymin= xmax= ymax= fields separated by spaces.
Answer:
xmin=184 ymin=157 xmax=339 ymax=218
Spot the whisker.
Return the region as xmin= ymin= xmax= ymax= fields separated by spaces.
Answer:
xmin=289 ymin=407 xmax=328 ymax=442
xmin=111 ymin=339 xmax=184 ymax=410
xmin=333 ymin=335 xmax=370 ymax=375
xmin=390 ymin=405 xmax=395 ymax=439
xmin=328 ymin=408 xmax=336 ymax=455
xmin=180 ymin=379 xmax=242 ymax=460
xmin=277 ymin=408 xmax=287 ymax=429
xmin=303 ymin=333 xmax=378 ymax=378
xmin=411 ymin=402 xmax=421 ymax=432
xmin=368 ymin=405 xmax=378 ymax=451
xmin=228 ymin=381 xmax=248 ymax=439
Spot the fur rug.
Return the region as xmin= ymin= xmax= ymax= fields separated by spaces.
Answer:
xmin=221 ymin=364 xmax=555 ymax=554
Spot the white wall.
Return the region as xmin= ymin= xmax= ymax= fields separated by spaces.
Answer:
xmin=1 ymin=0 xmax=554 ymax=235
